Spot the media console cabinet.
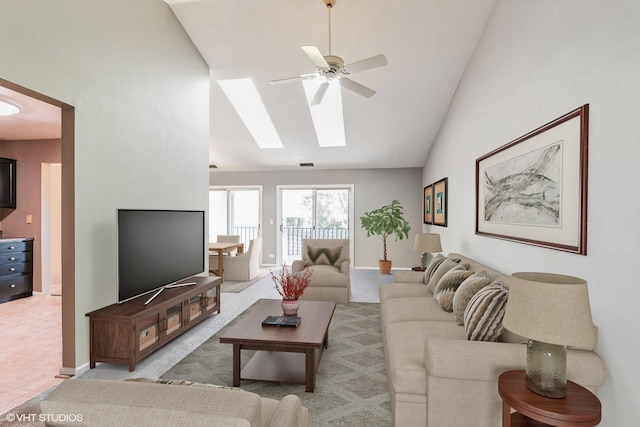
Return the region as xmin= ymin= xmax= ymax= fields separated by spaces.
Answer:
xmin=86 ymin=275 xmax=221 ymax=371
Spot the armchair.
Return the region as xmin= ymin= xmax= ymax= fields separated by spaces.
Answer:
xmin=210 ymin=238 xmax=262 ymax=281
xmin=217 ymin=234 xmax=241 ymax=256
xmin=292 ymin=239 xmax=350 ymax=304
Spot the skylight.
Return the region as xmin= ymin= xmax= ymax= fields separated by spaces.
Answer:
xmin=303 ymin=79 xmax=346 ymax=147
xmin=218 ymin=78 xmax=283 ymax=149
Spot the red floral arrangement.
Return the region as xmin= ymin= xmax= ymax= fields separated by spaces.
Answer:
xmin=271 ymin=264 xmax=313 ymax=301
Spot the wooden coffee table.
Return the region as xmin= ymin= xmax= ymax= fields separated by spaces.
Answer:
xmin=219 ymin=299 xmax=336 ymax=392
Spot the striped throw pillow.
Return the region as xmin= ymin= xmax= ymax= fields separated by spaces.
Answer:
xmin=434 ymin=269 xmax=474 ymax=312
xmin=426 ymin=260 xmax=467 ymax=293
xmin=420 ymin=254 xmax=446 ymax=284
xmin=463 ymin=282 xmax=508 ymax=341
xmin=452 ymin=271 xmax=493 ymax=325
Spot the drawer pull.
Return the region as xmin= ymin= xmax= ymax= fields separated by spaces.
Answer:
xmin=8 ymin=246 xmax=15 ymax=250
xmin=8 ymin=257 xmax=16 ymax=261
xmin=9 ymin=268 xmax=16 ymax=272
xmin=10 ymin=284 xmax=16 ymax=288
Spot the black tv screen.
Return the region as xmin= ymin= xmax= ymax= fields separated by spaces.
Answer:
xmin=117 ymin=209 xmax=205 ymax=303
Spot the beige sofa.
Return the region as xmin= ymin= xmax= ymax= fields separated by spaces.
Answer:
xmin=380 ymin=253 xmax=606 ymax=427
xmin=40 ymin=378 xmax=308 ymax=427
xmin=292 ymin=238 xmax=350 ymax=304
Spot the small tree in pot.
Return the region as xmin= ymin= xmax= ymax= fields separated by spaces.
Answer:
xmin=360 ymin=200 xmax=411 ymax=274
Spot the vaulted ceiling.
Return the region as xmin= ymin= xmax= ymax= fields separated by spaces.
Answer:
xmin=0 ymin=1 xmax=497 ymax=173
xmin=167 ymin=0 xmax=496 ymax=171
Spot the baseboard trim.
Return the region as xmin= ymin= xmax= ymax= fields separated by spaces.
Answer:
xmin=60 ymin=362 xmax=89 ymax=377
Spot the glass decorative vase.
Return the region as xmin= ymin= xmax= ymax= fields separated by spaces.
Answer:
xmin=526 ymin=339 xmax=567 ymax=398
xmin=281 ymin=299 xmax=299 ymax=316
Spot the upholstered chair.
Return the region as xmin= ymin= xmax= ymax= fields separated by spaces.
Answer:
xmin=292 ymin=238 xmax=350 ymax=304
xmin=216 ymin=234 xmax=241 ymax=256
xmin=210 ymin=238 xmax=262 ymax=281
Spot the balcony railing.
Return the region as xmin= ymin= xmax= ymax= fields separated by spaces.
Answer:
xmin=233 ymin=226 xmax=259 ymax=248
xmin=284 ymin=227 xmax=348 ymax=256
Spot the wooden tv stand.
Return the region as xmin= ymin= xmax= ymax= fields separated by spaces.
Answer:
xmin=86 ymin=275 xmax=221 ymax=371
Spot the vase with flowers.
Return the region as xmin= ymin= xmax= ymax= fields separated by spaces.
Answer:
xmin=270 ymin=264 xmax=313 ymax=316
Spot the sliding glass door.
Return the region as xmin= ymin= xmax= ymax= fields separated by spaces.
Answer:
xmin=209 ymin=187 xmax=261 ymax=248
xmin=278 ymin=186 xmax=352 ymax=265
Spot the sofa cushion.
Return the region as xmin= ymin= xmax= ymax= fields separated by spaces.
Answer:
xmin=452 ymin=271 xmax=493 ymax=325
xmin=305 ymin=245 xmax=343 ymax=267
xmin=420 ymin=254 xmax=446 ymax=285
xmin=463 ymin=282 xmax=508 ymax=341
xmin=434 ymin=269 xmax=474 ymax=312
xmin=384 ymin=320 xmax=466 ymax=396
xmin=381 ymin=296 xmax=454 ymax=328
xmin=42 ymin=379 xmax=263 ymax=427
xmin=379 ymin=282 xmax=431 ymax=302
xmin=426 ymin=260 xmax=467 ymax=293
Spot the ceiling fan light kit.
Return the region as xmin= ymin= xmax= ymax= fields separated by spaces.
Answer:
xmin=271 ymin=0 xmax=388 ymax=106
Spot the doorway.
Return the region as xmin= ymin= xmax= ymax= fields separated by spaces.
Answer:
xmin=41 ymin=162 xmax=62 ymax=295
xmin=277 ymin=185 xmax=354 ymax=265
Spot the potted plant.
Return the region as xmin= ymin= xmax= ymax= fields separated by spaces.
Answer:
xmin=360 ymin=199 xmax=411 ymax=274
xmin=270 ymin=264 xmax=313 ymax=315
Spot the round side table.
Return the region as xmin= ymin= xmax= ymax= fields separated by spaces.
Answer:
xmin=498 ymin=370 xmax=601 ymax=427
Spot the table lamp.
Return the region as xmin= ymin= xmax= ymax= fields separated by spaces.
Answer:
xmin=413 ymin=233 xmax=442 ymax=269
xmin=502 ymin=272 xmax=597 ymax=398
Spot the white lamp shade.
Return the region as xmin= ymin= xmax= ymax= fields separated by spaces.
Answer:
xmin=503 ymin=272 xmax=597 ymax=349
xmin=413 ymin=233 xmax=442 ymax=253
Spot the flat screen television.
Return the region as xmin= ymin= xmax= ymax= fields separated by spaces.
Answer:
xmin=117 ymin=209 xmax=205 ymax=303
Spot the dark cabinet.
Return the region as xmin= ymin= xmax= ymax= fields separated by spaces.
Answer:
xmin=0 ymin=238 xmax=34 ymax=303
xmin=0 ymin=157 xmax=16 ymax=209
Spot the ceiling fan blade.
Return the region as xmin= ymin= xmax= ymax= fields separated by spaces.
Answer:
xmin=270 ymin=74 xmax=317 ymax=85
xmin=339 ymin=78 xmax=376 ymax=98
xmin=310 ymin=81 xmax=330 ymax=105
xmin=302 ymin=46 xmax=330 ymax=69
xmin=344 ymin=54 xmax=388 ymax=74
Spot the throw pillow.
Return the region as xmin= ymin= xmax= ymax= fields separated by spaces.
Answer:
xmin=463 ymin=282 xmax=508 ymax=341
xmin=306 ymin=245 xmax=343 ymax=267
xmin=426 ymin=260 xmax=468 ymax=293
xmin=452 ymin=271 xmax=493 ymax=325
xmin=420 ymin=254 xmax=446 ymax=285
xmin=434 ymin=269 xmax=474 ymax=312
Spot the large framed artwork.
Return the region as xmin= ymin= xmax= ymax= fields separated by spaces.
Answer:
xmin=423 ymin=184 xmax=433 ymax=224
xmin=433 ymin=178 xmax=448 ymax=227
xmin=475 ymin=105 xmax=589 ymax=255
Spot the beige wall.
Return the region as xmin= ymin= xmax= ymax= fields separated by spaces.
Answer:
xmin=0 ymin=139 xmax=61 ymax=292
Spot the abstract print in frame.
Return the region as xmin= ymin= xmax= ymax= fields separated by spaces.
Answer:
xmin=475 ymin=105 xmax=588 ymax=255
xmin=433 ymin=178 xmax=448 ymax=227
xmin=423 ymin=184 xmax=433 ymax=224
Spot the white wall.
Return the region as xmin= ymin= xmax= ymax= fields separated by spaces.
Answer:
xmin=424 ymin=1 xmax=640 ymax=425
xmin=0 ymin=0 xmax=210 ymax=369
xmin=211 ymin=168 xmax=424 ymax=268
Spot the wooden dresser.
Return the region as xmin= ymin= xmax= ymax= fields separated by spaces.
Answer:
xmin=0 ymin=237 xmax=34 ymax=303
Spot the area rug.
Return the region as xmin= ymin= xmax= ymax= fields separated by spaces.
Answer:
xmin=0 ymin=385 xmax=58 ymax=427
xmin=218 ymin=268 xmax=271 ymax=293
xmin=162 ymin=301 xmax=391 ymax=427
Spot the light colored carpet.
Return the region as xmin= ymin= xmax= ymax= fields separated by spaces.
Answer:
xmin=218 ymin=268 xmax=271 ymax=293
xmin=161 ymin=301 xmax=391 ymax=427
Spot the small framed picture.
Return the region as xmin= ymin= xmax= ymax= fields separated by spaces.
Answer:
xmin=423 ymin=185 xmax=433 ymax=224
xmin=433 ymin=178 xmax=448 ymax=227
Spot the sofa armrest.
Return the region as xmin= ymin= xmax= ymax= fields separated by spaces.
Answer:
xmin=340 ymin=260 xmax=350 ymax=276
xmin=291 ymin=260 xmax=305 ymax=273
xmin=424 ymin=339 xmax=606 ymax=388
xmin=393 ymin=271 xmax=424 ymax=283
xmin=265 ymin=395 xmax=309 ymax=427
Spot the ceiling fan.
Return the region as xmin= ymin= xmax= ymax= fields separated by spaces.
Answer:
xmin=270 ymin=0 xmax=388 ymax=105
